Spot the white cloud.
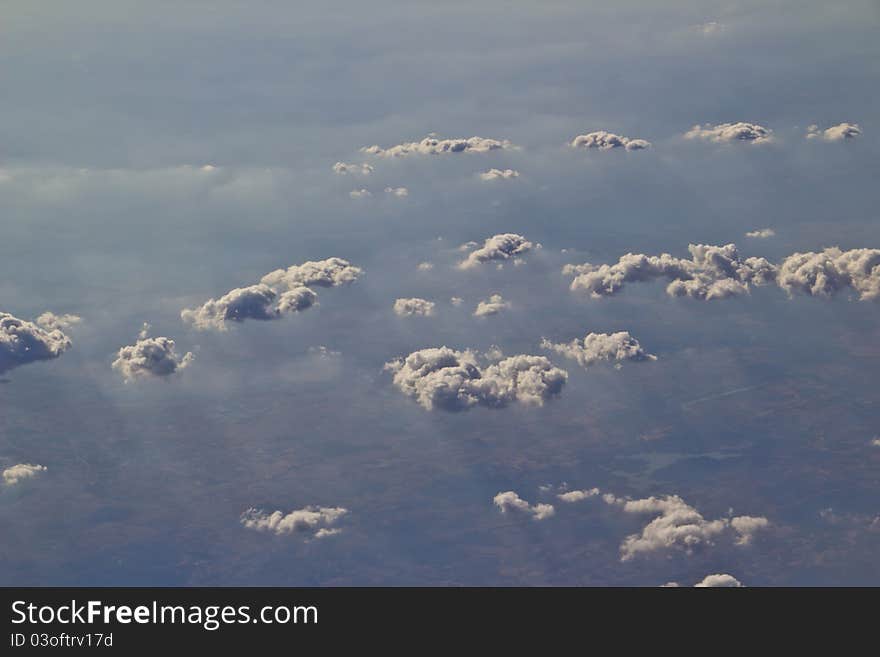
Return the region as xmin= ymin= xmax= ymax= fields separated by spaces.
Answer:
xmin=777 ymin=247 xmax=880 ymax=300
xmin=450 ymin=296 xmax=464 ymax=306
xmin=35 ymin=312 xmax=81 ymax=332
xmin=570 ymin=131 xmax=651 ymax=151
xmin=385 ymin=347 xmax=567 ymax=411
xmin=694 ymin=573 xmax=743 ymax=587
xmin=479 ymin=168 xmax=520 ymax=181
xmin=349 ymin=188 xmax=371 ymax=198
xmin=696 ymin=21 xmax=725 ymax=35
xmin=1 ymin=311 xmax=73 ymax=373
xmin=806 ymin=123 xmax=862 ymax=141
xmin=459 ymin=233 xmax=534 ymax=269
xmin=361 ymin=135 xmax=514 ymax=157
xmin=332 ymin=161 xmax=373 ymax=175
xmin=181 ymin=284 xmax=317 ymax=331
xmin=473 ymin=294 xmax=510 ymax=317
xmin=241 ymin=506 xmax=348 ymax=538
xmin=3 ymin=463 xmax=47 ymax=486
xmin=261 ymin=257 xmax=363 ymax=290
xmin=540 ymin=331 xmax=656 ymax=368
xmin=493 ymin=491 xmax=555 ymax=521
xmin=684 ymin=122 xmax=773 ymax=144
xmin=393 ymin=297 xmax=436 ymax=317
xmin=730 ymin=515 xmax=770 ymax=545
xmin=112 ymin=336 xmax=194 ymax=381
xmin=565 ymin=243 xmax=776 ymax=300
xmin=417 ymin=262 xmax=434 ymax=271
xmin=745 ymin=228 xmax=775 ymax=239
xmin=384 ymin=186 xmax=408 ymax=197
xmin=557 ymin=488 xmax=601 ymax=503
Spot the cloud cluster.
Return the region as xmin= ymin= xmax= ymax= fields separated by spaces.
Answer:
xmin=35 ymin=312 xmax=82 ymax=332
xmin=777 ymin=247 xmax=880 ymax=300
xmin=459 ymin=233 xmax=534 ymax=269
xmin=806 ymin=123 xmax=862 ymax=141
xmin=493 ymin=491 xmax=555 ymax=521
xmin=473 ymin=294 xmax=510 ymax=317
xmin=3 ymin=463 xmax=47 ymax=486
xmin=361 ymin=135 xmax=514 ymax=157
xmin=112 ymin=335 xmax=194 ymax=381
xmin=1 ymin=312 xmax=73 ymax=373
xmin=332 ymin=162 xmax=373 ymax=175
xmin=261 ymin=257 xmax=363 ymax=290
xmin=385 ymin=347 xmax=567 ymax=411
xmin=479 ymin=168 xmax=520 ymax=181
xmin=610 ymin=494 xmax=769 ymax=561
xmin=745 ymin=228 xmax=775 ymax=239
xmin=182 ymin=284 xmax=315 ymax=330
xmin=540 ymin=331 xmax=656 ymax=369
xmin=570 ymin=131 xmax=651 ymax=151
xmin=684 ymin=122 xmax=773 ymax=144
xmin=393 ymin=297 xmax=436 ymax=317
xmin=565 ymin=243 xmax=777 ymax=300
xmin=241 ymin=506 xmax=348 ymax=538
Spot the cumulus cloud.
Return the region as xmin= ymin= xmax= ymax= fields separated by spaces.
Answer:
xmin=557 ymin=488 xmax=601 ymax=503
xmin=806 ymin=123 xmax=862 ymax=141
xmin=384 ymin=347 xmax=567 ymax=411
xmin=393 ymin=297 xmax=436 ymax=317
xmin=332 ymin=161 xmax=373 ymax=175
xmin=384 ymin=186 xmax=408 ymax=197
xmin=746 ymin=228 xmax=775 ymax=239
xmin=450 ymin=296 xmax=464 ymax=306
xmin=730 ymin=515 xmax=770 ymax=545
xmin=349 ymin=188 xmax=371 ymax=198
xmin=361 ymin=135 xmax=514 ymax=158
xmin=565 ymin=243 xmax=777 ymax=300
xmin=570 ymin=131 xmax=651 ymax=151
xmin=35 ymin=312 xmax=81 ymax=332
xmin=540 ymin=331 xmax=656 ymax=369
xmin=3 ymin=463 xmax=47 ymax=486
xmin=694 ymin=573 xmax=743 ymax=587
xmin=261 ymin=257 xmax=363 ymax=291
xmin=777 ymin=247 xmax=880 ymax=300
xmin=684 ymin=122 xmax=773 ymax=144
xmin=181 ymin=284 xmax=317 ymax=331
xmin=417 ymin=262 xmax=434 ymax=272
xmin=479 ymin=168 xmax=520 ymax=181
xmin=459 ymin=233 xmax=534 ymax=269
xmin=0 ymin=312 xmax=73 ymax=373
xmin=112 ymin=334 xmax=194 ymax=381
xmin=473 ymin=294 xmax=510 ymax=317
xmin=241 ymin=506 xmax=348 ymax=538
xmin=493 ymin=491 xmax=555 ymax=521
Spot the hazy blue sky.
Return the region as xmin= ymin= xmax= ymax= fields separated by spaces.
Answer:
xmin=1 ymin=1 xmax=878 ymax=586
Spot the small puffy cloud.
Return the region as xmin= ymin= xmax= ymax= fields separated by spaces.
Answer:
xmin=3 ymin=463 xmax=47 ymax=486
xmin=1 ymin=312 xmax=72 ymax=373
xmin=450 ymin=296 xmax=464 ymax=306
xmin=261 ymin=257 xmax=363 ymax=291
xmin=417 ymin=262 xmax=434 ymax=272
xmin=393 ymin=297 xmax=436 ymax=317
xmin=570 ymin=131 xmax=651 ymax=151
xmin=493 ymin=491 xmax=555 ymax=521
xmin=806 ymin=123 xmax=862 ymax=141
xmin=557 ymin=488 xmax=601 ymax=503
xmin=871 ymin=437 xmax=880 ymax=447
xmin=181 ymin=284 xmax=316 ymax=331
xmin=480 ymin=168 xmax=520 ymax=181
xmin=609 ymin=494 xmax=769 ymax=561
xmin=696 ymin=21 xmax=725 ymax=35
xmin=384 ymin=186 xmax=408 ymax=197
xmin=112 ymin=335 xmax=194 ymax=381
xmin=459 ymin=233 xmax=534 ymax=269
xmin=308 ymin=345 xmax=341 ymax=359
xmin=332 ymin=161 xmax=373 ymax=175
xmin=473 ymin=294 xmax=510 ymax=317
xmin=565 ymin=243 xmax=776 ymax=300
xmin=746 ymin=228 xmax=775 ymax=239
xmin=361 ymin=135 xmax=514 ymax=158
xmin=35 ymin=312 xmax=81 ymax=332
xmin=777 ymin=247 xmax=880 ymax=300
xmin=694 ymin=573 xmax=743 ymax=587
xmin=684 ymin=122 xmax=773 ymax=144
xmin=385 ymin=347 xmax=567 ymax=411
xmin=349 ymin=188 xmax=371 ymax=198
xmin=241 ymin=506 xmax=348 ymax=538
xmin=541 ymin=331 xmax=656 ymax=369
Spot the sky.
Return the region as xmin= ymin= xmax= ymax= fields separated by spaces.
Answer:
xmin=1 ymin=0 xmax=879 ymax=586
